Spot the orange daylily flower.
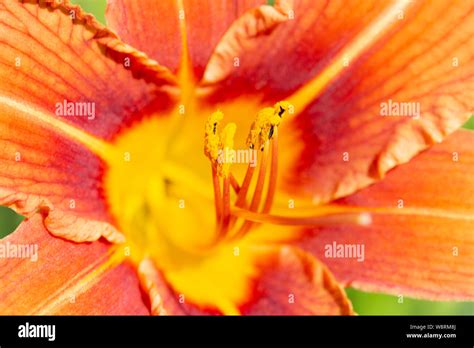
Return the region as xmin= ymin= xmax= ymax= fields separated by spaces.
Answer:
xmin=0 ymin=0 xmax=473 ymax=315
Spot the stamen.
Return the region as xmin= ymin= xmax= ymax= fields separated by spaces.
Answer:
xmin=246 ymin=103 xmax=286 ymax=151
xmin=233 ymin=141 xmax=270 ymax=238
xmin=233 ymin=101 xmax=290 ymax=238
xmin=262 ymin=127 xmax=279 ymax=214
xmin=204 ymin=101 xmax=291 ymax=243
xmin=229 ymin=174 xmax=240 ymax=193
xmin=236 ymin=101 xmax=290 ymax=208
xmin=221 ymin=176 xmax=231 ymax=237
xmin=248 ymin=142 xmax=270 ymax=212
xmin=246 ymin=107 xmax=274 ymax=151
xmin=204 ymin=111 xmax=224 ymax=225
xmin=211 ymin=165 xmax=223 ymax=223
xmin=235 ymin=165 xmax=256 ymax=208
xmin=219 ymin=123 xmax=237 ymax=177
xmin=204 ymin=110 xmax=224 ymax=165
xmin=219 ymin=123 xmax=237 ymax=236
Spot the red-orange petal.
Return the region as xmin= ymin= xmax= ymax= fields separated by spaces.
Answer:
xmin=0 ymin=102 xmax=124 ymax=242
xmin=105 ymin=0 xmax=263 ymax=79
xmin=241 ymin=246 xmax=354 ymax=315
xmin=0 ymin=0 xmax=176 ymax=141
xmin=200 ymin=0 xmax=388 ymax=98
xmin=136 ymin=247 xmax=352 ymax=315
xmin=0 ymin=0 xmax=179 ymax=241
xmin=56 ymin=262 xmax=148 ymax=315
xmin=296 ymin=130 xmax=474 ymax=300
xmin=137 ymin=259 xmax=187 ymax=315
xmin=201 ymin=0 xmax=474 ymax=204
xmin=0 ymin=215 xmax=149 ymax=314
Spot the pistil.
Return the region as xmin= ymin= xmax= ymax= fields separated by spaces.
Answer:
xmin=232 ymin=207 xmax=373 ymax=227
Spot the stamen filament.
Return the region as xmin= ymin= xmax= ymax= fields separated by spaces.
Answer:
xmin=235 ymin=165 xmax=256 ymax=208
xmin=249 ymin=142 xmax=270 ymax=212
xmin=211 ymin=165 xmax=223 ymax=224
xmin=234 ymin=143 xmax=270 ymax=238
xmin=220 ymin=176 xmax=231 ymax=237
xmin=262 ymin=129 xmax=279 ymax=214
xmin=229 ymin=174 xmax=240 ymax=194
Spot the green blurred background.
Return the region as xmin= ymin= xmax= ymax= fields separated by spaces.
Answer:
xmin=0 ymin=0 xmax=473 ymax=315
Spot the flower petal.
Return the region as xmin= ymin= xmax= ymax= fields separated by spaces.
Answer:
xmin=0 ymin=0 xmax=176 ymax=141
xmin=201 ymin=0 xmax=474 ymax=203
xmin=200 ymin=0 xmax=388 ymax=93
xmin=0 ymin=0 xmax=179 ymax=242
xmin=0 ymin=215 xmax=148 ymax=314
xmin=201 ymin=0 xmax=298 ymax=87
xmin=0 ymin=106 xmax=123 ymax=243
xmin=138 ymin=258 xmax=225 ymax=315
xmin=105 ymin=0 xmax=263 ymax=78
xmin=137 ymin=259 xmax=186 ymax=315
xmin=137 ymin=246 xmax=352 ymax=315
xmin=105 ymin=0 xmax=181 ymax=72
xmin=241 ymin=246 xmax=354 ymax=315
xmin=296 ymin=130 xmax=474 ymax=300
xmin=183 ymin=0 xmax=265 ymax=79
xmin=56 ymin=261 xmax=149 ymax=315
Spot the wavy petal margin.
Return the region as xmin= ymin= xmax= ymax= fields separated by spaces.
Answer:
xmin=0 ymin=215 xmax=148 ymax=314
xmin=297 ymin=130 xmax=474 ymax=300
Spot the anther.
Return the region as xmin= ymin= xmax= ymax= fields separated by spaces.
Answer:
xmin=204 ymin=110 xmax=224 ymax=164
xmin=204 ymin=111 xmax=224 ymax=225
xmin=204 ymin=101 xmax=291 ymax=242
xmin=246 ymin=101 xmax=291 ymax=151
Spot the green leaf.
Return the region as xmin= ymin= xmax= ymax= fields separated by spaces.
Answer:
xmin=462 ymin=115 xmax=474 ymax=130
xmin=346 ymin=288 xmax=474 ymax=315
xmin=0 ymin=206 xmax=24 ymax=239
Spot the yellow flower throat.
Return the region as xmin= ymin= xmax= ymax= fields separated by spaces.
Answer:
xmin=103 ymin=101 xmax=370 ymax=314
xmin=102 ymin=99 xmax=300 ymax=313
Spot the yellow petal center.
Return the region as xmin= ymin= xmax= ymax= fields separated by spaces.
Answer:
xmin=103 ymin=101 xmax=277 ymax=314
xmin=103 ymin=100 xmax=370 ymax=314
